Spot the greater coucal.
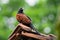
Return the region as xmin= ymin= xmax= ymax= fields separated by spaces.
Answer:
xmin=16 ymin=8 xmax=40 ymax=35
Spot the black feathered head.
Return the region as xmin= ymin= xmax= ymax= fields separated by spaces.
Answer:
xmin=18 ymin=8 xmax=23 ymax=13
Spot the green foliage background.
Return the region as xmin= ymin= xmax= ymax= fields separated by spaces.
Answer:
xmin=0 ymin=0 xmax=60 ymax=40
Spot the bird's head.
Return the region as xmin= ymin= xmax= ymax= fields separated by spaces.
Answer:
xmin=18 ymin=8 xmax=23 ymax=13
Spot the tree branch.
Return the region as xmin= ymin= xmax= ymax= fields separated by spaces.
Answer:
xmin=8 ymin=23 xmax=56 ymax=40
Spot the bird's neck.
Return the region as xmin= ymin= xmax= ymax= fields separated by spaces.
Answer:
xmin=18 ymin=11 xmax=23 ymax=13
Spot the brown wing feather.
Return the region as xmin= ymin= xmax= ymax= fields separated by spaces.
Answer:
xmin=16 ymin=14 xmax=31 ymax=24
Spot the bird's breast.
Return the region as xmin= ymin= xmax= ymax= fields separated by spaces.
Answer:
xmin=16 ymin=14 xmax=31 ymax=24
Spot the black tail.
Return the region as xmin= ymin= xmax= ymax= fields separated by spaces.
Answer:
xmin=29 ymin=23 xmax=41 ymax=35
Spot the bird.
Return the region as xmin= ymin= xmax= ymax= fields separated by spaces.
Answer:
xmin=16 ymin=8 xmax=40 ymax=35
